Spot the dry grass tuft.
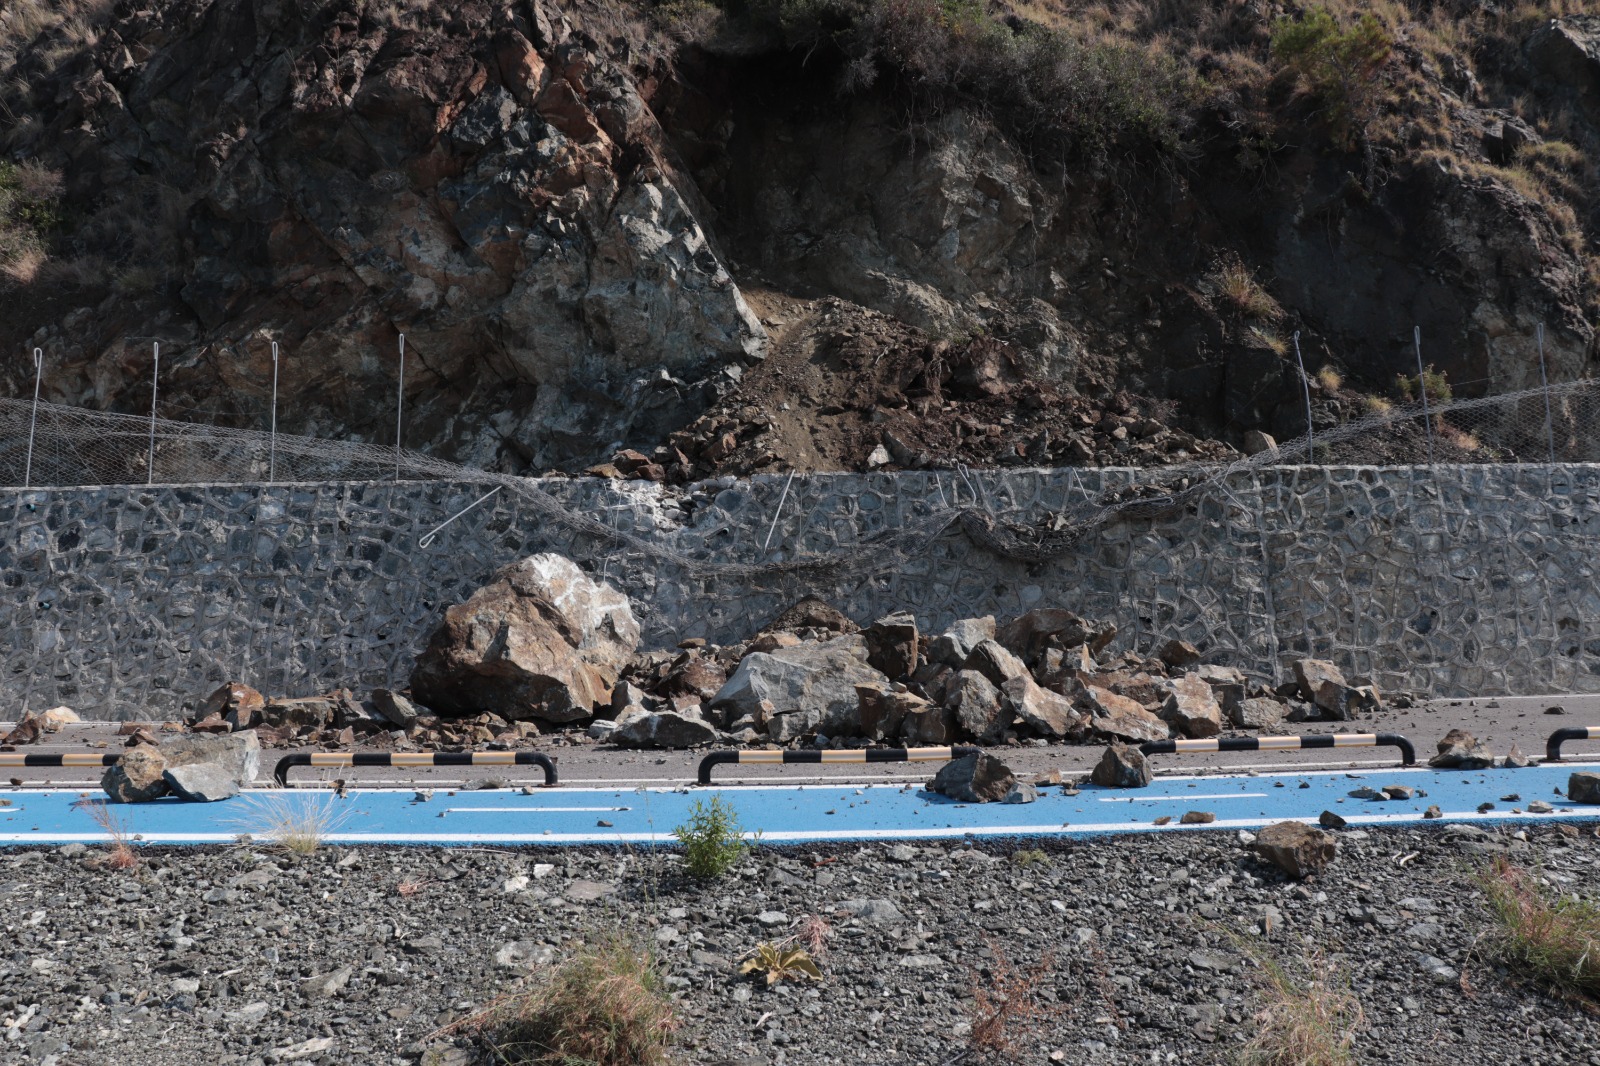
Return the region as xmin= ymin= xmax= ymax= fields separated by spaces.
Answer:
xmin=1210 ymin=254 xmax=1283 ymax=322
xmin=76 ymin=799 xmax=138 ymax=871
xmin=397 ymin=877 xmax=431 ymax=897
xmin=966 ymin=941 xmax=1059 ymax=1060
xmin=446 ymin=934 xmax=679 ymax=1065
xmin=1479 ymin=857 xmax=1600 ymax=999
xmin=235 ymin=791 xmax=349 ymax=856
xmin=1315 ymin=366 xmax=1342 ymax=392
xmin=1240 ymin=950 xmax=1362 ymax=1066
xmin=792 ymin=913 xmax=833 ymax=959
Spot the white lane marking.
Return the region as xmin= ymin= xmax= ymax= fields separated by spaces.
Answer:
xmin=441 ymin=807 xmax=631 ymax=814
xmin=1098 ymin=793 xmax=1269 ymax=803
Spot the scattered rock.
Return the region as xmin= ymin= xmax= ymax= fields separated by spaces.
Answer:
xmin=200 ymin=683 xmax=265 ymax=731
xmin=371 ymin=689 xmax=420 ymax=729
xmin=163 ymin=763 xmax=244 ymax=802
xmin=713 ymin=635 xmax=887 ymax=742
xmin=1180 ymin=811 xmax=1216 ymax=825
xmin=1381 ymin=785 xmax=1415 ymax=801
xmin=1082 ymin=686 xmax=1170 ymax=743
xmin=929 ymin=753 xmax=1016 ymax=803
xmin=411 ymin=553 xmax=640 ymax=722
xmin=1001 ymin=781 xmax=1038 ymax=804
xmin=1503 ymin=745 xmax=1532 ymax=769
xmin=1429 ymin=729 xmax=1495 ymax=770
xmin=1157 ymin=639 xmax=1201 ymax=669
xmin=1089 ymin=743 xmax=1151 ymax=789
xmin=1319 ymin=810 xmax=1347 ymax=829
xmin=944 ymin=670 xmax=1008 ymax=743
xmin=1232 ymin=697 xmax=1286 ymax=731
xmin=1569 ymin=772 xmax=1600 ymax=805
xmin=999 ymin=675 xmax=1086 ymax=740
xmin=1254 ymin=821 xmax=1338 ymax=879
xmin=300 ymin=965 xmax=354 ymax=999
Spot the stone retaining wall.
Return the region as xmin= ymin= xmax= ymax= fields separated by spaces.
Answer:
xmin=4 ymin=465 xmax=1598 ymax=718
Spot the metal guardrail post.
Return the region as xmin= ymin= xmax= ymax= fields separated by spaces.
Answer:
xmin=0 ymin=753 xmax=122 ymax=771
xmin=274 ymin=750 xmax=558 ymax=787
xmin=697 ymin=745 xmax=983 ymax=785
xmin=1139 ymin=733 xmax=1416 ymax=766
xmin=1544 ymin=726 xmax=1600 ymax=763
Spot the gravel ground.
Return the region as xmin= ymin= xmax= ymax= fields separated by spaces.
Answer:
xmin=3 ymin=820 xmax=1599 ymax=1066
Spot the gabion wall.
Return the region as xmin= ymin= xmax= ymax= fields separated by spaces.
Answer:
xmin=3 ymin=465 xmax=1597 ymax=719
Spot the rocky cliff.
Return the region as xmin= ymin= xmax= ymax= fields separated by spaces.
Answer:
xmin=1 ymin=0 xmax=1597 ymax=476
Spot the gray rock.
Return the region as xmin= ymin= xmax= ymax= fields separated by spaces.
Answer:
xmin=1090 ymin=743 xmax=1151 ymax=788
xmin=1001 ymin=781 xmax=1038 ymax=804
xmin=1293 ymin=659 xmax=1347 ymax=703
xmin=1569 ymin=771 xmax=1600 ymax=804
xmin=928 ymin=617 xmax=996 ymax=667
xmin=712 ymin=634 xmax=887 ymax=742
xmin=944 ymin=669 xmax=1007 ymax=742
xmin=586 ymin=719 xmax=621 ymax=741
xmin=999 ymin=674 xmax=1085 ymax=740
xmin=614 ymin=709 xmax=717 ymax=749
xmin=1430 ymin=728 xmax=1496 ymax=769
xmin=962 ymin=639 xmax=1030 ymax=688
xmin=370 ymin=689 xmax=419 ymax=729
xmin=834 ymin=898 xmax=904 ymax=925
xmin=1160 ymin=674 xmax=1223 ymax=739
xmin=1254 ymin=821 xmax=1337 ymax=880
xmin=1232 ymin=697 xmax=1287 ymax=731
xmin=300 ymin=965 xmax=353 ymax=999
xmin=163 ymin=763 xmax=242 ymax=802
xmin=1157 ymin=639 xmax=1201 ymax=669
xmin=930 ymin=753 xmax=1016 ymax=803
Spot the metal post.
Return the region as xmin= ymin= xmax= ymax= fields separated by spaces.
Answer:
xmin=761 ymin=470 xmax=797 ymax=554
xmin=1292 ymin=330 xmax=1314 ymax=460
xmin=147 ymin=341 xmax=159 ymax=485
xmin=1413 ymin=326 xmax=1433 ymax=465
xmin=269 ymin=341 xmax=280 ymax=484
xmin=394 ymin=333 xmax=405 ymax=481
xmin=24 ymin=347 xmax=42 ymax=488
xmin=1537 ymin=323 xmax=1556 ymax=463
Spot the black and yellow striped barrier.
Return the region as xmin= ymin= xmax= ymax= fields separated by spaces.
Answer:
xmin=1140 ymin=733 xmax=1416 ymax=766
xmin=273 ymin=751 xmax=558 ymax=787
xmin=1545 ymin=726 xmax=1600 ymax=763
xmin=697 ymin=745 xmax=982 ymax=785
xmin=0 ymin=752 xmax=121 ymax=773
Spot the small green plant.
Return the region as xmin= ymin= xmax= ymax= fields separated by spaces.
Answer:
xmin=672 ymin=794 xmax=749 ymax=879
xmin=1010 ymin=847 xmax=1049 ymax=867
xmin=1272 ymin=6 xmax=1394 ymax=146
xmin=1395 ymin=364 xmax=1452 ymax=405
xmin=740 ymin=942 xmax=823 ymax=985
xmin=451 ymin=935 xmax=679 ymax=1065
xmin=1239 ymin=949 xmax=1362 ymax=1066
xmin=1479 ymin=857 xmax=1600 ymax=999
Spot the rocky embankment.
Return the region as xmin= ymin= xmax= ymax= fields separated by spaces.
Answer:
xmin=4 ymin=823 xmax=1599 ymax=1065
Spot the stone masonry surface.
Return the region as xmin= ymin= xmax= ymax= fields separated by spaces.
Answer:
xmin=2 ymin=465 xmax=1598 ymax=718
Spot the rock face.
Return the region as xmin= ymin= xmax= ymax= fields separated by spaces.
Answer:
xmin=1253 ymin=821 xmax=1338 ymax=880
xmin=411 ymin=554 xmax=639 ymax=722
xmin=929 ymin=753 xmax=1016 ymax=803
xmin=711 ymin=634 xmax=887 ymax=742
xmin=1091 ymin=743 xmax=1152 ymax=788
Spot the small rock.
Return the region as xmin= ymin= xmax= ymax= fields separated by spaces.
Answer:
xmin=1527 ymin=800 xmax=1554 ymax=814
xmin=1423 ymin=805 xmax=1442 ymax=819
xmin=1089 ymin=743 xmax=1151 ymax=789
xmin=1381 ymin=785 xmax=1415 ymax=801
xmin=1254 ymin=821 xmax=1338 ymax=879
xmin=1180 ymin=811 xmax=1215 ymax=825
xmin=267 ymin=1037 xmax=336 ymax=1063
xmin=1319 ymin=810 xmax=1347 ymax=829
xmin=1429 ymin=728 xmax=1495 ymax=770
xmin=1502 ymin=745 xmax=1532 ymax=769
xmin=1001 ymin=782 xmax=1038 ymax=804
xmin=1157 ymin=639 xmax=1201 ymax=669
xmin=300 ymin=965 xmax=353 ymax=999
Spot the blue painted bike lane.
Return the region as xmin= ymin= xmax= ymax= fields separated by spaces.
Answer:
xmin=1 ymin=763 xmax=1597 ymax=846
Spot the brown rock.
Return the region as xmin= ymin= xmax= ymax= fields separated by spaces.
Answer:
xmin=864 ymin=612 xmax=919 ymax=679
xmin=1292 ymin=659 xmax=1346 ymax=704
xmin=930 ymin=753 xmax=1015 ymax=803
xmin=1082 ymin=685 xmax=1170 ymax=743
xmin=1569 ymin=772 xmax=1600 ymax=804
xmin=1090 ymin=743 xmax=1151 ymax=788
xmin=102 ymin=744 xmax=169 ymax=803
xmin=262 ymin=697 xmax=337 ymax=732
xmin=1157 ymin=639 xmax=1201 ymax=669
xmin=995 ymin=608 xmax=1098 ymax=663
xmin=1253 ymin=821 xmax=1338 ymax=879
xmin=1232 ymin=697 xmax=1287 ymax=731
xmin=999 ymin=675 xmax=1086 ymax=740
xmin=190 ymin=714 xmax=231 ymax=734
xmin=411 ymin=554 xmax=639 ymax=722
xmin=963 ymin=640 xmax=1030 ymax=688
xmin=38 ymin=707 xmax=80 ymax=732
xmin=1 ymin=715 xmax=43 ymax=745
xmin=1160 ymin=674 xmax=1223 ymax=739
xmin=1314 ymin=679 xmax=1382 ymax=720
xmin=669 ymin=654 xmax=728 ymax=703
xmin=746 ymin=631 xmax=803 ymax=655
xmin=900 ymin=701 xmax=959 ymax=745
xmin=200 ymin=683 xmax=265 ymax=731
xmin=857 ymin=685 xmax=933 ymax=742
xmin=1180 ymin=811 xmax=1216 ymax=825
xmin=1430 ymin=728 xmax=1496 ymax=769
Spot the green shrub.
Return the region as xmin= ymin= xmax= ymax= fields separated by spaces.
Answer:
xmin=0 ymin=160 xmax=62 ymax=281
xmin=1271 ymin=6 xmax=1393 ymax=147
xmin=1479 ymin=857 xmax=1600 ymax=999
xmin=673 ymin=794 xmax=749 ymax=879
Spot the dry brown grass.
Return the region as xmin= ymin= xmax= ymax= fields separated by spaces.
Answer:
xmin=792 ymin=912 xmax=833 ymax=959
xmin=965 ymin=941 xmax=1059 ymax=1060
xmin=1240 ymin=949 xmax=1363 ymax=1066
xmin=443 ymin=934 xmax=679 ymax=1065
xmin=396 ymin=877 xmax=431 ymax=897
xmin=1315 ymin=366 xmax=1342 ymax=392
xmin=76 ymin=799 xmax=138 ymax=871
xmin=235 ymin=791 xmax=350 ymax=856
xmin=1479 ymin=857 xmax=1600 ymax=1000
xmin=1210 ymin=254 xmax=1283 ymax=322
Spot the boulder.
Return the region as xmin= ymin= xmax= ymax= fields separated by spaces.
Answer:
xmin=1082 ymin=686 xmax=1171 ymax=743
xmin=1232 ymin=697 xmax=1288 ymax=731
xmin=371 ymin=689 xmax=420 ymax=729
xmin=963 ymin=640 xmax=1030 ymax=688
xmin=1292 ymin=659 xmax=1345 ymax=705
xmin=614 ymin=710 xmax=717 ymax=749
xmin=1253 ymin=821 xmax=1338 ymax=879
xmin=38 ymin=706 xmax=81 ymax=732
xmin=665 ymin=653 xmax=728 ymax=703
xmin=928 ymin=617 xmax=995 ymax=667
xmin=1429 ymin=728 xmax=1496 ymax=770
xmin=711 ymin=634 xmax=887 ymax=742
xmin=1313 ymin=680 xmax=1381 ymax=720
xmin=262 ymin=697 xmax=337 ymax=731
xmin=1528 ymin=16 xmax=1600 ymax=98
xmin=200 ymin=683 xmax=265 ymax=731
xmin=930 ymin=753 xmax=1016 ymax=803
xmin=1569 ymin=771 xmax=1600 ymax=805
xmin=864 ymin=612 xmax=920 ymax=680
xmin=999 ymin=675 xmax=1086 ymax=740
xmin=1242 ymin=430 xmax=1278 ymax=456
xmin=1160 ymin=674 xmax=1223 ymax=739
xmin=995 ymin=608 xmax=1104 ymax=663
xmin=411 ymin=554 xmax=639 ymax=722
xmin=102 ymin=744 xmax=169 ymax=803
xmin=899 ymin=701 xmax=959 ymax=745
xmin=858 ymin=686 xmax=934 ymax=742
xmin=164 ymin=763 xmax=243 ymax=802
xmin=1157 ymin=639 xmax=1201 ymax=669
xmin=1090 ymin=743 xmax=1151 ymax=788
xmin=944 ymin=670 xmax=1008 ymax=743
xmin=160 ymin=732 xmax=262 ymax=796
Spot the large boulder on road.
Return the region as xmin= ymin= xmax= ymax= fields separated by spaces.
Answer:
xmin=410 ymin=554 xmax=639 ymax=722
xmin=711 ymin=635 xmax=887 ymax=742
